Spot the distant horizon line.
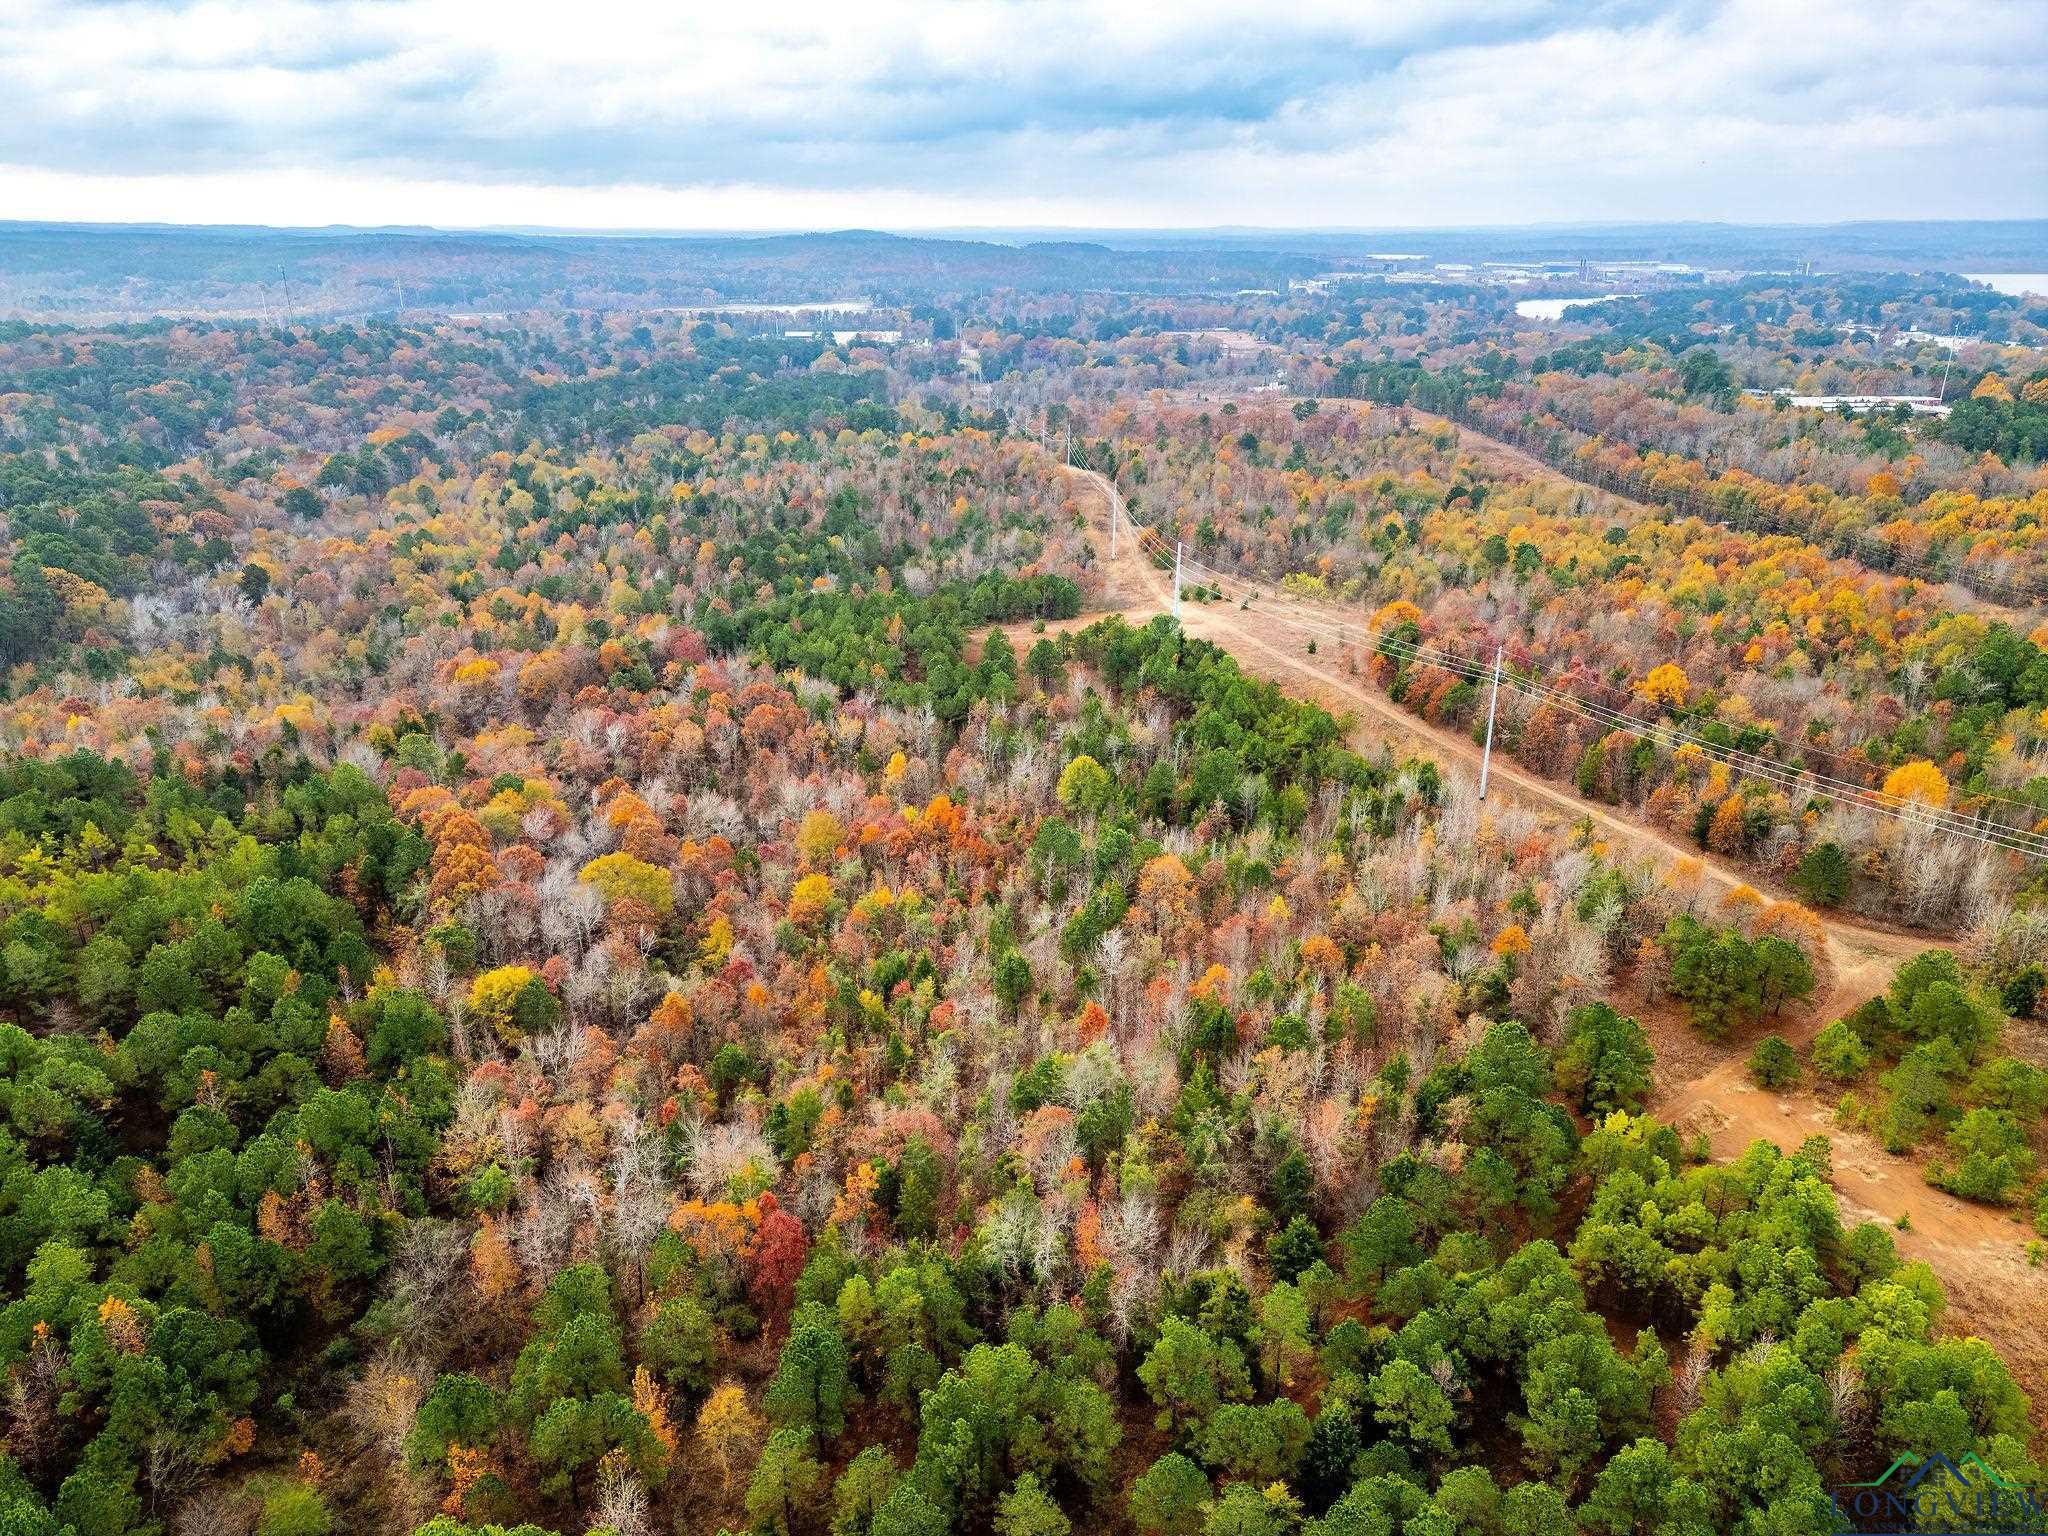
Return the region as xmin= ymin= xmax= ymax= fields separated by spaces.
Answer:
xmin=4 ymin=215 xmax=2046 ymax=243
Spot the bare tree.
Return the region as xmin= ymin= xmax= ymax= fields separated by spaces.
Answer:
xmin=1672 ymin=1338 xmax=1712 ymax=1419
xmin=1826 ymin=1358 xmax=1866 ymax=1442
xmin=606 ymin=1131 xmax=672 ymax=1306
xmin=594 ymin=1459 xmax=653 ymax=1536
xmin=388 ymin=1218 xmax=472 ymax=1364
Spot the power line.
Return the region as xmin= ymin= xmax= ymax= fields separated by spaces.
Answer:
xmin=1179 ymin=548 xmax=2048 ymax=856
xmin=1175 ymin=548 xmax=2048 ymax=853
xmin=1105 ymin=483 xmax=2048 ymax=860
xmin=1144 ymin=501 xmax=2048 ymax=824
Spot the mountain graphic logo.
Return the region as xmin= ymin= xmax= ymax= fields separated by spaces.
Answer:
xmin=1830 ymin=1449 xmax=2046 ymax=1535
xmin=1845 ymin=1452 xmax=2024 ymax=1493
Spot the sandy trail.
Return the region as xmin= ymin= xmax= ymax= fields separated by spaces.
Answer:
xmin=1060 ymin=465 xmax=1929 ymax=969
xmin=1053 ymin=462 xmax=2047 ymax=1417
xmin=1658 ymin=1052 xmax=2046 ymax=1411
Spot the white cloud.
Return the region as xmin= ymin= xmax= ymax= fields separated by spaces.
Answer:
xmin=0 ymin=163 xmax=1127 ymax=229
xmin=0 ymin=0 xmax=2040 ymax=228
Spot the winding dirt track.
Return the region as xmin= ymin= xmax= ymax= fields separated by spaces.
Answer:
xmin=1060 ymin=465 xmax=1925 ymax=968
xmin=1051 ymin=463 xmax=2048 ymax=1417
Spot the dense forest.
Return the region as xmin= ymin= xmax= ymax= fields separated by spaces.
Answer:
xmin=1085 ymin=396 xmax=2048 ymax=926
xmin=0 ymin=262 xmax=2040 ymax=1536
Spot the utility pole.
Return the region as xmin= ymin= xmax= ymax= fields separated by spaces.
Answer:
xmin=1172 ymin=541 xmax=1184 ymax=622
xmin=1478 ymin=647 xmax=1503 ymax=801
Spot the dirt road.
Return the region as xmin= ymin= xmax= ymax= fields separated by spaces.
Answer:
xmin=1055 ymin=462 xmax=2046 ymax=1412
xmin=1060 ymin=464 xmax=1929 ymax=973
xmin=1659 ymin=1046 xmax=2047 ymax=1409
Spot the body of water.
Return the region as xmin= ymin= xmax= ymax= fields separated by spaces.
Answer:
xmin=1962 ymin=274 xmax=2048 ymax=298
xmin=1514 ymin=293 xmax=1637 ymax=321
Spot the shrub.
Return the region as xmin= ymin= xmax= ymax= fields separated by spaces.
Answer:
xmin=1968 ymin=1056 xmax=2048 ymax=1119
xmin=1927 ymin=1108 xmax=2038 ymax=1205
xmin=257 ymin=1485 xmax=332 ymax=1536
xmin=1811 ymin=1019 xmax=1871 ymax=1083
xmin=1999 ymin=963 xmax=2045 ymax=1019
xmin=1748 ymin=1035 xmax=1801 ymax=1090
xmin=1554 ymin=1002 xmax=1654 ymax=1115
xmin=1792 ymin=841 xmax=1851 ymax=906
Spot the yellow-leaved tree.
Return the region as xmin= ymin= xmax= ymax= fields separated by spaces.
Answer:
xmin=698 ymin=914 xmax=735 ymax=970
xmin=795 ymin=809 xmax=843 ymax=869
xmin=787 ymin=873 xmax=834 ymax=927
xmin=578 ymin=850 xmax=674 ymax=916
xmin=696 ymin=1382 xmax=763 ymax=1491
xmin=466 ymin=964 xmax=558 ymax=1042
xmin=1638 ymin=663 xmax=1690 ymax=708
xmin=1055 ymin=754 xmax=1112 ymax=814
xmin=1882 ymin=759 xmax=1950 ymax=807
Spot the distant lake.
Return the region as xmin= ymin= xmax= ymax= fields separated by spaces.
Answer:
xmin=1514 ymin=294 xmax=1637 ymax=321
xmin=1963 ymin=274 xmax=2048 ymax=297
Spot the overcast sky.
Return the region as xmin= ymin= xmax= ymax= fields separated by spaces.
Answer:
xmin=3 ymin=0 xmax=2043 ymax=231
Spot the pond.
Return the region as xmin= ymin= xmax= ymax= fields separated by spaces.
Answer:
xmin=1962 ymin=274 xmax=2048 ymax=298
xmin=1513 ymin=294 xmax=1637 ymax=321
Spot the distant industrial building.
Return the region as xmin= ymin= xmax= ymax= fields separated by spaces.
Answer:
xmin=1744 ymin=389 xmax=1951 ymax=417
